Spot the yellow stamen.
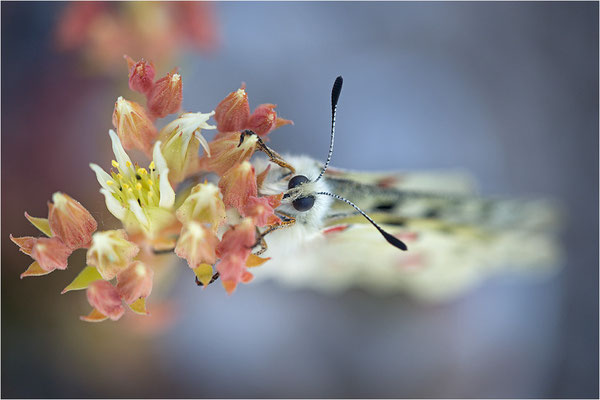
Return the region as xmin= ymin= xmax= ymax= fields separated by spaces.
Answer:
xmin=147 ymin=179 xmax=153 ymax=186
xmin=117 ymin=173 xmax=123 ymax=179
xmin=122 ymin=184 xmax=130 ymax=190
xmin=126 ymin=161 xmax=132 ymax=168
xmin=111 ymin=160 xmax=119 ymax=168
xmin=137 ymin=168 xmax=147 ymax=175
xmin=136 ymin=183 xmax=142 ymax=191
xmin=106 ymin=180 xmax=114 ymax=186
xmin=149 ymin=161 xmax=155 ymax=170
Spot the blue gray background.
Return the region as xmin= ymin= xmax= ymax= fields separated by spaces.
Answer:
xmin=2 ymin=2 xmax=598 ymax=398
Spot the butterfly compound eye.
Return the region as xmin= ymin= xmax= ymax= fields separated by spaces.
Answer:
xmin=293 ymin=196 xmax=315 ymax=212
xmin=288 ymin=175 xmax=310 ymax=189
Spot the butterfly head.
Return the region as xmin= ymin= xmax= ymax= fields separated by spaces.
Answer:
xmin=271 ymin=76 xmax=408 ymax=251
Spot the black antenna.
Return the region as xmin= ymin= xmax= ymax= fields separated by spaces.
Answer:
xmin=315 ymin=76 xmax=343 ymax=182
xmin=316 ymin=191 xmax=408 ymax=251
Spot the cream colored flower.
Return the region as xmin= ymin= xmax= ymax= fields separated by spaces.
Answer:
xmin=176 ymin=182 xmax=226 ymax=231
xmin=90 ymin=130 xmax=176 ymax=237
xmin=159 ymin=111 xmax=216 ymax=183
xmin=86 ymin=230 xmax=140 ymax=280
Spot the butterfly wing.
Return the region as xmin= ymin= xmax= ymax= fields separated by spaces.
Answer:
xmin=254 ymin=168 xmax=562 ymax=302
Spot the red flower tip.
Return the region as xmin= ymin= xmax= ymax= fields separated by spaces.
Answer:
xmin=124 ymin=54 xmax=136 ymax=71
xmin=125 ymin=56 xmax=156 ymax=95
xmin=241 ymin=270 xmax=254 ymax=283
xmin=31 ymin=237 xmax=71 ymax=272
xmin=214 ymin=84 xmax=250 ymax=132
xmin=116 ymin=261 xmax=154 ymax=305
xmin=48 ymin=192 xmax=97 ymax=250
xmin=247 ymin=104 xmax=293 ymax=137
xmin=147 ymin=72 xmax=183 ymax=119
xmin=10 ymin=234 xmax=38 ymax=256
xmin=222 ymin=279 xmax=238 ymax=295
xmin=218 ymin=161 xmax=258 ymax=212
xmin=86 ymin=280 xmax=125 ymax=321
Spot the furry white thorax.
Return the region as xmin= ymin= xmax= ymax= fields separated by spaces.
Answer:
xmin=251 ymin=154 xmax=333 ymax=259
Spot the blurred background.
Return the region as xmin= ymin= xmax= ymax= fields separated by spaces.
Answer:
xmin=2 ymin=2 xmax=598 ymax=398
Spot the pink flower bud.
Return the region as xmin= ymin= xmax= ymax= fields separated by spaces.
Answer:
xmin=116 ymin=261 xmax=154 ymax=305
xmin=214 ymin=85 xmax=250 ymax=132
xmin=216 ymin=218 xmax=256 ymax=260
xmin=112 ymin=96 xmax=158 ymax=154
xmin=147 ymin=72 xmax=182 ymax=119
xmin=198 ymin=132 xmax=257 ymax=176
xmin=175 ymin=222 xmax=219 ymax=268
xmin=31 ymin=237 xmax=71 ymax=272
xmin=242 ymin=195 xmax=282 ymax=227
xmin=124 ymin=55 xmax=156 ymax=95
xmin=48 ymin=192 xmax=97 ymax=250
xmin=86 ymin=280 xmax=125 ymax=321
xmin=218 ymin=161 xmax=257 ymax=212
xmin=247 ymin=104 xmax=293 ymax=136
xmin=216 ymin=219 xmax=258 ymax=294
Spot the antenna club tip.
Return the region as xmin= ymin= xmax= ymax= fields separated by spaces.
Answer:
xmin=331 ymin=76 xmax=343 ymax=107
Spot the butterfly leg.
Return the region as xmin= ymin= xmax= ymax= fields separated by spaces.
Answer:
xmin=239 ymin=130 xmax=296 ymax=175
xmin=252 ymin=215 xmax=296 ymax=255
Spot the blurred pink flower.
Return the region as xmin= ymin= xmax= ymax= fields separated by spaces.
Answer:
xmin=55 ymin=2 xmax=219 ymax=74
xmin=84 ymin=280 xmax=125 ymax=321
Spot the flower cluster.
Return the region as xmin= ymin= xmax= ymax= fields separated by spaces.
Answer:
xmin=55 ymin=3 xmax=218 ymax=74
xmin=11 ymin=57 xmax=293 ymax=322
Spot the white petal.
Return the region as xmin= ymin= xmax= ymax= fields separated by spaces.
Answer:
xmin=195 ymin=131 xmax=211 ymax=157
xmin=90 ymin=163 xmax=115 ymax=192
xmin=153 ymin=140 xmax=169 ymax=172
xmin=128 ymin=199 xmax=149 ymax=229
xmin=199 ymin=110 xmax=217 ymax=130
xmin=153 ymin=141 xmax=176 ymax=208
xmin=160 ymin=117 xmax=181 ymax=136
xmin=100 ymin=189 xmax=126 ymax=220
xmin=108 ymin=129 xmax=132 ymax=176
xmin=179 ymin=133 xmax=193 ymax=159
xmin=158 ymin=171 xmax=175 ymax=209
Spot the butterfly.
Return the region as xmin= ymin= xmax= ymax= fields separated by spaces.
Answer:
xmin=242 ymin=76 xmax=562 ymax=301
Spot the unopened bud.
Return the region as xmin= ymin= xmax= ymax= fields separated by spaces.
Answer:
xmin=147 ymin=72 xmax=183 ymax=119
xmin=198 ymin=131 xmax=257 ymax=175
xmin=214 ymin=85 xmax=250 ymax=132
xmin=112 ymin=96 xmax=158 ymax=154
xmin=218 ymin=161 xmax=258 ymax=212
xmin=125 ymin=55 xmax=156 ymax=95
xmin=247 ymin=104 xmax=293 ymax=136
xmin=48 ymin=192 xmax=97 ymax=250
